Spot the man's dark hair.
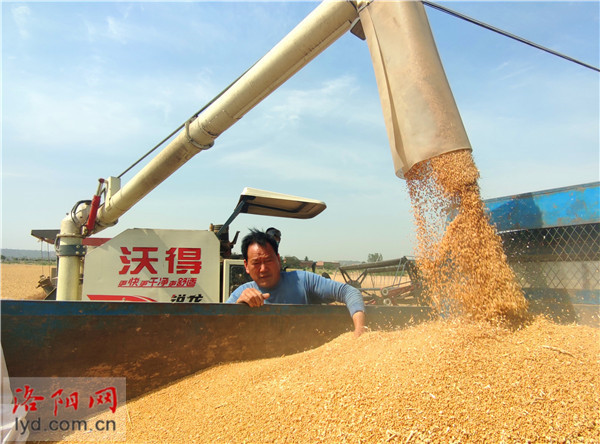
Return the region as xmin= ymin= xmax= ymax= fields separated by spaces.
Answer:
xmin=241 ymin=229 xmax=279 ymax=260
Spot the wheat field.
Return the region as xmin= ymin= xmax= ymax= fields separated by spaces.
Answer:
xmin=0 ymin=262 xmax=405 ymax=301
xmin=1 ymin=263 xmax=48 ymax=300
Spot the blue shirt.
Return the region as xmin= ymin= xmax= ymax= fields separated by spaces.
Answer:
xmin=226 ymin=270 xmax=364 ymax=317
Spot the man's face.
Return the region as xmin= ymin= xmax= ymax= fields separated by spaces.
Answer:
xmin=244 ymin=242 xmax=281 ymax=289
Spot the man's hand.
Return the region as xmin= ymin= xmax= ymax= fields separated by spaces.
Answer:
xmin=236 ymin=288 xmax=270 ymax=307
xmin=352 ymin=311 xmax=367 ymax=337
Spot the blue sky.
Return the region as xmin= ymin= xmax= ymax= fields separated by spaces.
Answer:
xmin=2 ymin=1 xmax=599 ymax=262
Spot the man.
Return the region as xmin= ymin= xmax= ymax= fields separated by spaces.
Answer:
xmin=226 ymin=229 xmax=366 ymax=337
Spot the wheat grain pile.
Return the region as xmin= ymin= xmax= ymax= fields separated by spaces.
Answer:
xmin=60 ymin=317 xmax=598 ymax=443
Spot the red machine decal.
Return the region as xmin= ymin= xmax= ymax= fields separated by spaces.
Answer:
xmin=87 ymin=294 xmax=157 ymax=302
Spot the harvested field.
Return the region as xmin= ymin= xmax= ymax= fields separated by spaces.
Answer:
xmin=331 ymin=272 xmax=407 ymax=288
xmin=62 ymin=316 xmax=599 ymax=443
xmin=1 ymin=263 xmax=48 ymax=300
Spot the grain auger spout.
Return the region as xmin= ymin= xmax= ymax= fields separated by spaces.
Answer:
xmin=356 ymin=0 xmax=472 ymax=177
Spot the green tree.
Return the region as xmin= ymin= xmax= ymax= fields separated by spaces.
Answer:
xmin=367 ymin=252 xmax=383 ymax=263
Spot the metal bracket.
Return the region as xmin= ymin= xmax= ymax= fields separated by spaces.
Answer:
xmin=185 ymin=120 xmax=214 ymax=151
xmin=355 ymin=0 xmax=373 ymax=14
xmin=57 ymin=244 xmax=87 ymax=257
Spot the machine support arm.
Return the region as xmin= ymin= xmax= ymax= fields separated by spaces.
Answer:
xmin=94 ymin=0 xmax=359 ymax=230
xmin=56 ymin=0 xmax=358 ymax=301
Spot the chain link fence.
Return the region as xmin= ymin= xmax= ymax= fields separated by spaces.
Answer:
xmin=499 ymin=223 xmax=599 ymax=303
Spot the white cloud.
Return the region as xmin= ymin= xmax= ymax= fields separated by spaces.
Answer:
xmin=495 ymin=64 xmax=536 ymax=85
xmin=5 ymin=88 xmax=144 ymax=153
xmin=11 ymin=5 xmax=31 ymax=39
xmin=3 ymin=67 xmax=217 ymax=157
xmin=106 ymin=16 xmax=127 ymax=44
xmin=84 ymin=20 xmax=97 ymax=42
xmin=260 ymin=75 xmax=362 ymax=130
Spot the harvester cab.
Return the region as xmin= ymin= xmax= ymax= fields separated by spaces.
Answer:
xmin=32 ymin=187 xmax=326 ymax=303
